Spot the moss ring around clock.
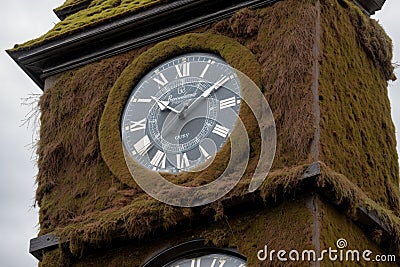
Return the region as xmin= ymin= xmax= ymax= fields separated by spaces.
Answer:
xmin=99 ymin=32 xmax=276 ymax=203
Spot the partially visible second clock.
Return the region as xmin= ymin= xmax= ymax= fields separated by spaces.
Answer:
xmin=142 ymin=240 xmax=247 ymax=267
xmin=121 ymin=52 xmax=241 ymax=173
xmin=164 ymin=252 xmax=246 ymax=267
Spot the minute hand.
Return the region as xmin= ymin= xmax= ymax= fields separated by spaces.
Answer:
xmin=179 ymin=76 xmax=232 ymax=117
xmin=200 ymin=76 xmax=231 ymax=98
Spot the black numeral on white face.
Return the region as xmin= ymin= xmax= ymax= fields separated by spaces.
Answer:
xmin=121 ymin=52 xmax=241 ymax=173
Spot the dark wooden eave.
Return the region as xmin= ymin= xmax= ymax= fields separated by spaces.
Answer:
xmin=6 ymin=0 xmax=386 ymax=90
xmin=6 ymin=0 xmax=281 ymax=90
xmin=355 ymin=0 xmax=386 ymax=15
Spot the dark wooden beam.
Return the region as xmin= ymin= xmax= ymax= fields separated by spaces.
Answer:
xmin=29 ymin=234 xmax=59 ymax=261
xmin=355 ymin=0 xmax=386 ymax=15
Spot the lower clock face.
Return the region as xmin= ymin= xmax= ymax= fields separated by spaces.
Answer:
xmin=121 ymin=52 xmax=241 ymax=173
xmin=164 ymin=253 xmax=246 ymax=267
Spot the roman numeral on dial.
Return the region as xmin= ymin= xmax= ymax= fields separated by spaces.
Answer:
xmin=212 ymin=124 xmax=230 ymax=138
xmin=189 ymin=258 xmax=202 ymax=267
xmin=150 ymin=150 xmax=166 ymax=168
xmin=200 ymin=59 xmax=215 ymax=78
xmin=125 ymin=118 xmax=146 ymax=132
xmin=219 ymin=96 xmax=236 ymax=110
xmin=176 ymin=153 xmax=190 ymax=169
xmin=211 ymin=259 xmax=227 ymax=267
xmin=153 ymin=73 xmax=169 ymax=86
xmin=134 ymin=135 xmax=151 ymax=156
xmin=175 ymin=62 xmax=190 ymax=77
xmin=130 ymin=98 xmax=152 ymax=103
xmin=199 ymin=145 xmax=210 ymax=159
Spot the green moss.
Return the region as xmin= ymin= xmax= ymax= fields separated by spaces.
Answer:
xmin=13 ymin=0 xmax=177 ymax=50
xmin=347 ymin=1 xmax=395 ymax=81
xmin=319 ymin=163 xmax=400 ymax=255
xmin=42 ymin=200 xmax=315 ymax=266
xmin=54 ymin=0 xmax=92 ymax=13
xmin=318 ymin=0 xmax=399 ymax=209
xmin=40 ymin=248 xmax=71 ymax=267
xmin=318 ymin=199 xmax=398 ymax=267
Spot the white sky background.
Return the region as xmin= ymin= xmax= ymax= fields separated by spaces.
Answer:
xmin=0 ymin=1 xmax=398 ymax=266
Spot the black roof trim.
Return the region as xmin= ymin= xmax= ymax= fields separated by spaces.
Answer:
xmin=355 ymin=0 xmax=386 ymax=15
xmin=54 ymin=0 xmax=92 ymax=20
xmin=6 ymin=0 xmax=386 ymax=90
xmin=7 ymin=0 xmax=280 ymax=90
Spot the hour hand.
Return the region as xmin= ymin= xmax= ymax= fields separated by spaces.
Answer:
xmin=151 ymin=96 xmax=180 ymax=113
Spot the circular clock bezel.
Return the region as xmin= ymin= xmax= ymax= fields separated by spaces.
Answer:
xmin=99 ymin=32 xmax=262 ymax=188
xmin=120 ymin=52 xmax=242 ymax=173
xmin=142 ymin=239 xmax=246 ymax=267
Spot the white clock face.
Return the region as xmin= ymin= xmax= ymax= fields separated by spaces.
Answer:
xmin=121 ymin=52 xmax=241 ymax=173
xmin=164 ymin=253 xmax=246 ymax=267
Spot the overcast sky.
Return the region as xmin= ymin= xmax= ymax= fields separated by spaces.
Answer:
xmin=0 ymin=1 xmax=399 ymax=266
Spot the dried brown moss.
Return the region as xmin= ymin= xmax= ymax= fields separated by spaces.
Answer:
xmin=37 ymin=49 xmax=141 ymax=233
xmin=258 ymin=0 xmax=318 ymax=168
xmin=214 ymin=0 xmax=319 ymax=169
xmin=40 ymin=162 xmax=400 ymax=265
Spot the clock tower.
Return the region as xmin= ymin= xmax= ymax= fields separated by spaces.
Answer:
xmin=8 ymin=0 xmax=400 ymax=266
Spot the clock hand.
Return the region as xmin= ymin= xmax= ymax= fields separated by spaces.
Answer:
xmin=141 ymin=76 xmax=232 ymax=155
xmin=140 ymin=110 xmax=183 ymax=156
xmin=178 ymin=76 xmax=231 ymax=118
xmin=151 ymin=96 xmax=180 ymax=114
xmin=201 ymin=75 xmax=231 ymax=98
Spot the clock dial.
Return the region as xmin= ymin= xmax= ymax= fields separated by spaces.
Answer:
xmin=121 ymin=52 xmax=241 ymax=173
xmin=164 ymin=253 xmax=246 ymax=267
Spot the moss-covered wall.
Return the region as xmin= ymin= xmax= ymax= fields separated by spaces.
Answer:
xmin=37 ymin=0 xmax=318 ymax=235
xmin=40 ymin=196 xmax=399 ymax=267
xmin=318 ymin=198 xmax=398 ymax=267
xmin=34 ymin=0 xmax=399 ymax=265
xmin=318 ymin=0 xmax=399 ymax=210
xmin=40 ymin=199 xmax=315 ymax=267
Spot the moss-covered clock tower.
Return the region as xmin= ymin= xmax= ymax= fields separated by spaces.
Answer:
xmin=7 ymin=0 xmax=400 ymax=266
